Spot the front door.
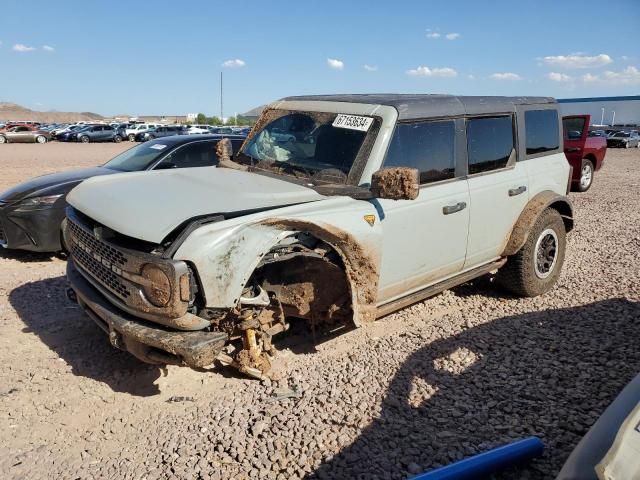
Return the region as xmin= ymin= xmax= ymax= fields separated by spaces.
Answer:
xmin=375 ymin=119 xmax=470 ymax=304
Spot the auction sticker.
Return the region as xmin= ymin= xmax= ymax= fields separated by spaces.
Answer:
xmin=149 ymin=144 xmax=168 ymax=150
xmin=332 ymin=114 xmax=373 ymax=132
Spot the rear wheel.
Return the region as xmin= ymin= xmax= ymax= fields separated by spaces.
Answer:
xmin=497 ymin=208 xmax=566 ymax=297
xmin=576 ymin=158 xmax=594 ymax=192
xmin=36 ymin=135 xmax=47 ymax=144
xmin=80 ymin=135 xmax=90 ymax=143
xmin=114 ymin=135 xmax=122 ymax=143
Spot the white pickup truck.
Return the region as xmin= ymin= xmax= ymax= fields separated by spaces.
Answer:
xmin=64 ymin=94 xmax=573 ymax=379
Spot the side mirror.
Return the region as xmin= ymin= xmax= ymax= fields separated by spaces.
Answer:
xmin=370 ymin=167 xmax=420 ymax=200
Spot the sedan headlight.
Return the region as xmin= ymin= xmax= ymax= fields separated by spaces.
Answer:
xmin=16 ymin=194 xmax=63 ymax=209
xmin=141 ymin=264 xmax=171 ymax=307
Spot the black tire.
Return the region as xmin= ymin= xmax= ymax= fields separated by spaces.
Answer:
xmin=575 ymin=158 xmax=594 ymax=192
xmin=114 ymin=135 xmax=122 ymax=143
xmin=35 ymin=135 xmax=47 ymax=144
xmin=128 ymin=134 xmax=135 ymax=142
xmin=497 ymin=208 xmax=566 ymax=297
xmin=80 ymin=135 xmax=90 ymax=144
xmin=0 ymin=135 xmax=6 ymax=144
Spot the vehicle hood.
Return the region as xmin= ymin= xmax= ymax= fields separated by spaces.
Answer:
xmin=67 ymin=167 xmax=327 ymax=243
xmin=0 ymin=167 xmax=114 ymax=205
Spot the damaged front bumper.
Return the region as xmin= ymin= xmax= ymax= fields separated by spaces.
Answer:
xmin=67 ymin=260 xmax=228 ymax=368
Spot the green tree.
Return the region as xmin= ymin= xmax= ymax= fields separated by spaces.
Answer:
xmin=196 ymin=113 xmax=207 ymax=124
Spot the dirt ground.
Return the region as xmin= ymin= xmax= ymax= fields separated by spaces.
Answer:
xmin=0 ymin=143 xmax=639 ymax=480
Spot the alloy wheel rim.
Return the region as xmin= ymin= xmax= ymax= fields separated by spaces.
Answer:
xmin=580 ymin=165 xmax=592 ymax=188
xmin=534 ymin=228 xmax=559 ymax=279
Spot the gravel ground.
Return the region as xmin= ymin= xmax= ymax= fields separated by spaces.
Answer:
xmin=0 ymin=144 xmax=639 ymax=480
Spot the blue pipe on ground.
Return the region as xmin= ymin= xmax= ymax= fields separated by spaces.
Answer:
xmin=410 ymin=436 xmax=544 ymax=480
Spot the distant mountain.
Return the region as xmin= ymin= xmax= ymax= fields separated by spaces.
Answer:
xmin=0 ymin=102 xmax=105 ymax=123
xmin=241 ymin=105 xmax=266 ymax=118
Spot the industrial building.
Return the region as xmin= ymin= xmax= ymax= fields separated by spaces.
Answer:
xmin=558 ymin=95 xmax=639 ymax=127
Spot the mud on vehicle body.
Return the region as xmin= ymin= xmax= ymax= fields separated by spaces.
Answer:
xmin=65 ymin=94 xmax=574 ymax=379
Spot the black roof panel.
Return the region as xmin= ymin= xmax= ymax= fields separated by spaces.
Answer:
xmin=282 ymin=94 xmax=557 ymax=120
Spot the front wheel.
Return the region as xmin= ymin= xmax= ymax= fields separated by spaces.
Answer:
xmin=114 ymin=135 xmax=122 ymax=143
xmin=0 ymin=136 xmax=6 ymax=144
xmin=36 ymin=135 xmax=47 ymax=144
xmin=497 ymin=208 xmax=566 ymax=297
xmin=80 ymin=136 xmax=90 ymax=143
xmin=576 ymin=158 xmax=594 ymax=192
xmin=128 ymin=134 xmax=135 ymax=142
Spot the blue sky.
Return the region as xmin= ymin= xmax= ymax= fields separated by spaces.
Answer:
xmin=0 ymin=0 xmax=638 ymax=117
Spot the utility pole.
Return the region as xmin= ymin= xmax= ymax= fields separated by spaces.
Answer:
xmin=220 ymin=71 xmax=224 ymax=122
xmin=600 ymin=107 xmax=605 ymax=125
xmin=611 ymin=110 xmax=616 ymax=126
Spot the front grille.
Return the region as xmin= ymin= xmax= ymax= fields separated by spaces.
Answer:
xmin=71 ymin=244 xmax=131 ymax=300
xmin=67 ymin=219 xmax=131 ymax=301
xmin=68 ymin=220 xmax=128 ymax=267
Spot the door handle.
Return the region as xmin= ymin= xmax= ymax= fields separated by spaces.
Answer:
xmin=508 ymin=186 xmax=527 ymax=196
xmin=442 ymin=202 xmax=467 ymax=215
xmin=566 ymin=147 xmax=580 ymax=153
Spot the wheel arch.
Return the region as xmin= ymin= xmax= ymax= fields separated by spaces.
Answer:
xmin=251 ymin=219 xmax=380 ymax=326
xmin=502 ymin=191 xmax=574 ymax=257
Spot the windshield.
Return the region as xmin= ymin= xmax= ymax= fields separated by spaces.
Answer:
xmin=103 ymin=141 xmax=171 ymax=171
xmin=237 ymin=110 xmax=375 ymax=184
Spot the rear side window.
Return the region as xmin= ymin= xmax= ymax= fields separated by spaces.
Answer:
xmin=526 ymin=110 xmax=559 ymax=153
xmin=466 ymin=116 xmax=514 ymax=174
xmin=384 ymin=120 xmax=456 ymax=184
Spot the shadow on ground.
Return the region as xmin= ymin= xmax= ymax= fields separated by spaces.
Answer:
xmin=9 ymin=275 xmax=164 ymax=396
xmin=0 ymin=247 xmax=60 ymax=263
xmin=309 ymin=298 xmax=640 ymax=480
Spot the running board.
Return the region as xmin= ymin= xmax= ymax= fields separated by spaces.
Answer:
xmin=376 ymin=258 xmax=507 ymax=319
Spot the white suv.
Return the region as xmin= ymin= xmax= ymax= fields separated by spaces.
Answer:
xmin=64 ymin=94 xmax=573 ymax=379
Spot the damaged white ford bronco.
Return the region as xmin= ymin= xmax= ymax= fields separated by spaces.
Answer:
xmin=64 ymin=94 xmax=573 ymax=379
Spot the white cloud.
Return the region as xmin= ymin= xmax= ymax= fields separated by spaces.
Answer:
xmin=42 ymin=45 xmax=54 ymax=52
xmin=582 ymin=66 xmax=640 ymax=85
xmin=13 ymin=43 xmax=36 ymax=52
xmin=491 ymin=72 xmax=522 ymax=80
xmin=546 ymin=72 xmax=572 ymax=82
xmin=445 ymin=33 xmax=461 ymax=40
xmin=426 ymin=32 xmax=441 ymax=39
xmin=406 ymin=65 xmax=458 ymax=77
xmin=327 ymin=58 xmax=344 ymax=70
xmin=363 ymin=64 xmax=378 ymax=71
xmin=621 ymin=55 xmax=629 ymax=61
xmin=221 ymin=58 xmax=246 ymax=68
xmin=490 ymin=72 xmax=523 ymax=81
xmin=467 ymin=74 xmax=475 ymax=80
xmin=542 ymin=53 xmax=612 ymax=69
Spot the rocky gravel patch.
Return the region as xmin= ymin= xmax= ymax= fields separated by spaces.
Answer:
xmin=0 ymin=147 xmax=639 ymax=479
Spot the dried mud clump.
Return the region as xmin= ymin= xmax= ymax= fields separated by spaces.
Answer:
xmin=371 ymin=167 xmax=419 ymax=200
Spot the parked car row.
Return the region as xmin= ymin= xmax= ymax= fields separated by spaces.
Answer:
xmin=0 ymin=121 xmax=252 ymax=144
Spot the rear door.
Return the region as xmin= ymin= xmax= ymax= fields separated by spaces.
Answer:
xmin=464 ymin=115 xmax=529 ymax=268
xmin=102 ymin=125 xmax=114 ymax=141
xmin=562 ymin=115 xmax=589 ymax=169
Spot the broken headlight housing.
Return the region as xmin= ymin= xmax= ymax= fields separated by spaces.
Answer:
xmin=141 ymin=264 xmax=172 ymax=307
